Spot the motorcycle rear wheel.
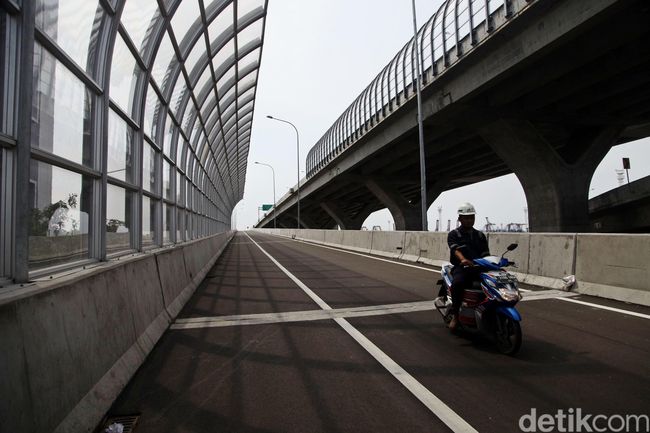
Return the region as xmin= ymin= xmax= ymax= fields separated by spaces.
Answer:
xmin=495 ymin=314 xmax=522 ymax=355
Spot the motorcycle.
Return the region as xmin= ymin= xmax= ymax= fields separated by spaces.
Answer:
xmin=434 ymin=243 xmax=523 ymax=355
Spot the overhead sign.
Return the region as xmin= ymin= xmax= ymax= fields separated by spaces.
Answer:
xmin=261 ymin=204 xmax=273 ymax=211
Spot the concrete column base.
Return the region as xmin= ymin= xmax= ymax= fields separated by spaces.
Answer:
xmin=480 ymin=119 xmax=621 ymax=232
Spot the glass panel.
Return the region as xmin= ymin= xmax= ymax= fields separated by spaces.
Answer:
xmin=29 ymin=160 xmax=91 ymax=270
xmin=182 ymin=101 xmax=196 ymax=134
xmin=106 ymin=184 xmax=132 ymax=253
xmin=184 ymin=37 xmax=207 ymax=77
xmin=142 ymin=195 xmax=155 ymax=246
xmin=239 ymin=99 xmax=254 ymax=115
xmin=218 ymin=80 xmax=236 ymax=111
xmin=163 ymin=113 xmax=174 ymax=157
xmin=236 ymin=19 xmax=263 ymax=53
xmin=35 ymin=0 xmax=104 ymax=74
xmin=144 ymin=83 xmax=162 ymax=140
xmin=212 ymin=39 xmax=235 ymax=78
xmin=32 ymin=44 xmax=93 ymax=167
xmin=110 ymin=34 xmax=141 ymax=118
xmin=143 ymin=142 xmax=157 ymax=193
xmin=189 ymin=121 xmax=201 ymax=149
xmin=237 ymin=69 xmax=257 ymax=94
xmin=193 ymin=64 xmax=212 ymax=93
xmin=170 ymin=0 xmax=200 ymax=47
xmin=208 ymin=3 xmax=234 ymax=44
xmin=201 ymin=97 xmax=217 ymax=126
xmin=177 ymin=208 xmax=183 ymax=240
xmin=237 ymin=0 xmax=264 ymax=22
xmin=237 ymin=47 xmax=260 ymax=72
xmin=151 ymin=30 xmax=176 ymax=92
xmin=163 ymin=203 xmax=172 ymax=244
xmin=0 ymin=10 xmax=11 ymax=135
xmin=216 ymin=72 xmax=235 ymax=97
xmin=120 ymin=0 xmax=159 ymax=57
xmin=176 ymin=170 xmax=183 ymax=203
xmin=107 ymin=109 xmax=135 ymax=184
xmin=238 ymin=85 xmax=255 ymax=101
xmin=163 ymin=160 xmax=172 ymax=200
xmin=177 ymin=139 xmax=186 ymax=164
xmin=169 ymin=75 xmax=187 ymax=119
xmin=186 ymin=178 xmax=193 ymax=208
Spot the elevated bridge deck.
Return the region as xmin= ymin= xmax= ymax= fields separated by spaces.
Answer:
xmin=258 ymin=0 xmax=650 ymax=233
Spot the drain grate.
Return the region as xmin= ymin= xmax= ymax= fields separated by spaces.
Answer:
xmin=100 ymin=414 xmax=140 ymax=433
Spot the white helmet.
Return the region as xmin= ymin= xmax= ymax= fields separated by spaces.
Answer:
xmin=458 ymin=202 xmax=476 ymax=216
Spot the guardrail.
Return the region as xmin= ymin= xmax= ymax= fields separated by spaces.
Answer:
xmin=305 ymin=0 xmax=533 ymax=178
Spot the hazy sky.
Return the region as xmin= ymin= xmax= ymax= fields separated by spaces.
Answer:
xmin=235 ymin=0 xmax=650 ymax=231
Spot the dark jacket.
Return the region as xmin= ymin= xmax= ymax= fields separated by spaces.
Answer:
xmin=447 ymin=227 xmax=490 ymax=265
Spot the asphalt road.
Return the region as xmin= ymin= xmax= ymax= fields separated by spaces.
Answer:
xmin=105 ymin=231 xmax=650 ymax=433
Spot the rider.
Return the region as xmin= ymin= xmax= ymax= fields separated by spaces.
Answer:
xmin=446 ymin=202 xmax=490 ymax=330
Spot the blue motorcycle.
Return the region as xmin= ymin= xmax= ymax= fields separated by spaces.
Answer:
xmin=434 ymin=243 xmax=523 ymax=355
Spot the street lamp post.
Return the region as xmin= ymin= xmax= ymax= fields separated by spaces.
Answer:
xmin=254 ymin=161 xmax=276 ymax=229
xmin=267 ymin=115 xmax=300 ymax=228
xmin=411 ymin=0 xmax=428 ymax=231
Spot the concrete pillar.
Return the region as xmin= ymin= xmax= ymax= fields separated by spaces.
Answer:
xmin=284 ymin=213 xmax=315 ymax=229
xmin=363 ymin=175 xmax=450 ymax=231
xmin=320 ymin=201 xmax=375 ymax=230
xmin=479 ymin=119 xmax=621 ymax=232
xmin=365 ymin=178 xmax=422 ymax=230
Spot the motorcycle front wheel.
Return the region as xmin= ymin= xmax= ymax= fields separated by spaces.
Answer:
xmin=495 ymin=314 xmax=522 ymax=355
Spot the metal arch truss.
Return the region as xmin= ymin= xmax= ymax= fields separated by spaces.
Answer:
xmin=144 ymin=0 xmax=269 ymax=210
xmin=0 ymin=0 xmax=268 ymax=281
xmin=305 ymin=0 xmax=528 ymax=179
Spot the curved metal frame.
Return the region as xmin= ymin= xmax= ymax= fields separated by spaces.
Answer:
xmin=0 ymin=0 xmax=268 ymax=282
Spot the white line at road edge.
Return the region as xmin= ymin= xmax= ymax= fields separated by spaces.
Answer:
xmin=244 ymin=232 xmax=478 ymax=433
xmin=555 ymin=297 xmax=650 ymax=319
xmin=270 ymin=233 xmax=442 ymax=273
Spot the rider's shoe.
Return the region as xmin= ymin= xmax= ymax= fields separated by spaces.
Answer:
xmin=448 ymin=313 xmax=459 ymax=331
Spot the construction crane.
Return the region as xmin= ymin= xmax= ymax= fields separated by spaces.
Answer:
xmin=484 ymin=217 xmax=497 ymax=232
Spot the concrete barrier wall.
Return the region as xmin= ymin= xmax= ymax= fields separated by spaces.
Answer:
xmin=417 ymin=233 xmax=449 ymax=265
xmin=0 ymin=231 xmax=234 ymax=433
xmin=487 ymin=233 xmax=530 ymax=274
xmin=401 ymin=232 xmax=422 ymax=262
xmin=323 ymin=229 xmax=344 ymax=246
xmin=341 ymin=230 xmax=373 ymax=253
xmin=370 ymin=231 xmax=406 ymax=258
xmin=528 ymin=234 xmax=576 ymax=279
xmin=256 ymin=229 xmax=650 ymax=306
xmin=575 ymin=234 xmax=650 ymax=305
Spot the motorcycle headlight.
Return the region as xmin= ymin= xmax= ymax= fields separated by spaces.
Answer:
xmin=498 ymin=287 xmax=520 ymax=302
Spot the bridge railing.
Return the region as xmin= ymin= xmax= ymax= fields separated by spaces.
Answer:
xmin=306 ymin=0 xmax=532 ymax=179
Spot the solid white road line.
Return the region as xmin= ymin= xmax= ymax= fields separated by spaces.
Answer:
xmin=244 ymin=232 xmax=478 ymax=433
xmin=263 ymin=233 xmax=443 ymax=274
xmin=171 ymin=289 xmax=581 ymax=330
xmin=171 ymin=300 xmax=438 ymax=329
xmin=555 ymin=297 xmax=650 ymax=319
xmin=520 ymin=290 xmax=578 ymax=301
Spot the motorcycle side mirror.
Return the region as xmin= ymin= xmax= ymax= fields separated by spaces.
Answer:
xmin=507 ymin=243 xmax=518 ymax=251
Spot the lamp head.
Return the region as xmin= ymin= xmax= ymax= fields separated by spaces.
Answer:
xmin=266 ymin=115 xmax=274 ymax=119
